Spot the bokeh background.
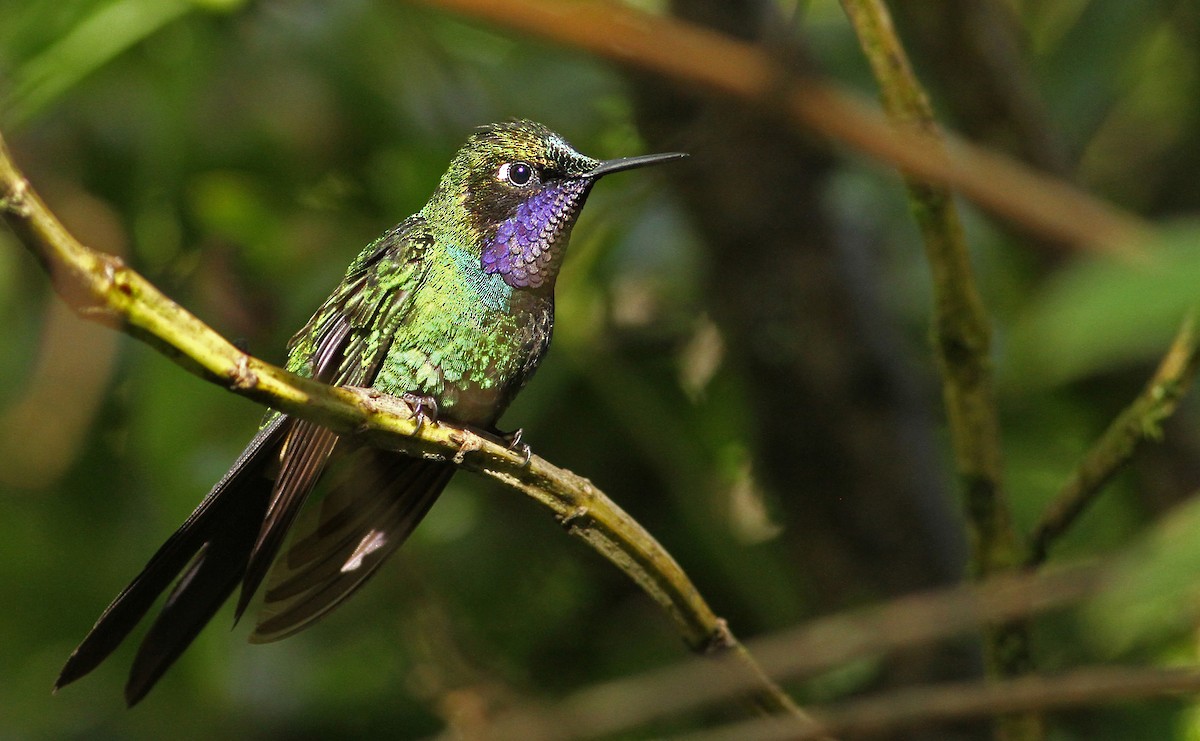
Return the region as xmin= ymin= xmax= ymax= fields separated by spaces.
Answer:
xmin=3 ymin=1 xmax=1200 ymax=738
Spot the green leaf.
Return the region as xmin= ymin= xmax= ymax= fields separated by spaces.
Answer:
xmin=1087 ymin=494 xmax=1200 ymax=656
xmin=1008 ymin=222 xmax=1200 ymax=386
xmin=5 ymin=0 xmax=228 ymax=125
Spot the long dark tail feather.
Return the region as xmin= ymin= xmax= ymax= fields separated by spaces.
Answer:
xmin=57 ymin=419 xmax=452 ymax=703
xmin=124 ymin=479 xmax=272 ymax=706
xmin=234 ymin=421 xmax=340 ymax=621
xmin=54 ymin=416 xmax=291 ymax=700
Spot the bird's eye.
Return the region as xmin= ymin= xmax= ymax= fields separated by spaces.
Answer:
xmin=498 ymin=161 xmax=534 ymax=187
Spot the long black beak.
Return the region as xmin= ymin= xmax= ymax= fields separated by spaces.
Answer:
xmin=585 ymin=152 xmax=688 ymax=178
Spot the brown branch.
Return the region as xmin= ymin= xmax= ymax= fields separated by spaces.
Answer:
xmin=678 ymin=666 xmax=1200 ymax=741
xmin=408 ymin=0 xmax=1151 ymax=256
xmin=1029 ymin=314 xmax=1200 ymax=565
xmin=471 ymin=563 xmax=1108 ymax=740
xmin=0 ymin=131 xmax=805 ymax=722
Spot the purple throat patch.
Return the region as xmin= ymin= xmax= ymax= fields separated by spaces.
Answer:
xmin=481 ymin=180 xmax=588 ymax=289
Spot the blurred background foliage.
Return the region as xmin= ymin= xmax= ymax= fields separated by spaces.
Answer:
xmin=2 ymin=0 xmax=1200 ymax=738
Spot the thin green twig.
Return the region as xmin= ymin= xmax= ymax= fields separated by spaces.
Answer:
xmin=0 ymin=130 xmax=807 ymax=725
xmin=837 ymin=0 xmax=1039 ymax=738
xmin=1029 ymin=314 xmax=1200 ymax=566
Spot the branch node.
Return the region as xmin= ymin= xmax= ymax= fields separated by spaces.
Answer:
xmin=700 ymin=617 xmax=735 ymax=654
xmin=451 ymin=430 xmax=482 ymax=464
xmin=357 ymin=389 xmax=380 ymax=414
xmin=111 ymin=270 xmax=133 ymax=297
xmin=229 ymin=354 xmax=258 ymax=390
xmin=559 ymin=505 xmax=591 ymax=532
xmin=0 ymin=176 xmax=32 ymax=217
xmin=65 ymin=253 xmax=125 ymax=321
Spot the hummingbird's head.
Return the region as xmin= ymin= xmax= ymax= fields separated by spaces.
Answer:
xmin=430 ymin=120 xmax=685 ymax=291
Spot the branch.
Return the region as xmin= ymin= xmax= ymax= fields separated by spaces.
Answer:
xmin=1029 ymin=314 xmax=1200 ymax=565
xmin=839 ymin=0 xmax=1017 ymax=575
xmin=408 ymin=0 xmax=1151 ymax=256
xmin=0 ymin=132 xmax=805 ymax=721
xmin=678 ymin=665 xmax=1200 ymax=741
xmin=471 ymin=562 xmax=1109 ymax=740
xmin=836 ymin=4 xmax=1037 ymax=737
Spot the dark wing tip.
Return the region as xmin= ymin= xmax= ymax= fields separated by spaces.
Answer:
xmin=125 ymin=670 xmax=159 ymax=708
xmin=55 ymin=653 xmax=89 ymax=692
xmin=232 ymin=582 xmax=256 ymax=626
xmin=53 ymin=663 xmax=79 ymax=694
xmin=54 ymin=617 xmax=135 ymax=692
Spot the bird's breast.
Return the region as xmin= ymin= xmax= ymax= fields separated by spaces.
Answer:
xmin=372 ymin=246 xmax=553 ymax=427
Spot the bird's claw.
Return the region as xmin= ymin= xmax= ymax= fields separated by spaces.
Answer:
xmin=401 ymin=392 xmax=439 ymax=434
xmin=499 ymin=427 xmax=533 ymax=467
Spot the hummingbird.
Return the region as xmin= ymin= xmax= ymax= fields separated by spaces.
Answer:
xmin=55 ymin=120 xmax=685 ymax=705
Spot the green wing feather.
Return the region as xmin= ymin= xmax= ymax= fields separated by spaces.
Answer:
xmin=235 ymin=217 xmax=435 ymax=619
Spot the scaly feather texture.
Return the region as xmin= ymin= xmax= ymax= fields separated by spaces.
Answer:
xmin=56 ymin=120 xmax=685 ymax=705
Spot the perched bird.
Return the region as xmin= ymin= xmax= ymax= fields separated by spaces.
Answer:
xmin=55 ymin=120 xmax=685 ymax=705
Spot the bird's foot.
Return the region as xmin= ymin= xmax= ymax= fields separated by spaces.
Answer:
xmin=497 ymin=427 xmax=533 ymax=467
xmin=401 ymin=392 xmax=439 ymax=434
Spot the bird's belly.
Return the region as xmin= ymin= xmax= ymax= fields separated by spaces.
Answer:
xmin=439 ymin=377 xmax=507 ymax=427
xmin=372 ymin=308 xmax=536 ymax=428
